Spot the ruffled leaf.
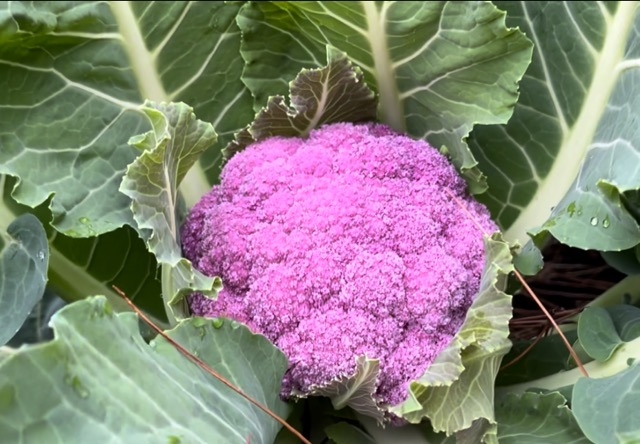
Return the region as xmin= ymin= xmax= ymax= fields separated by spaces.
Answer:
xmin=390 ymin=233 xmax=513 ymax=435
xmin=120 ymin=102 xmax=221 ymax=321
xmin=224 ymin=49 xmax=377 ymax=158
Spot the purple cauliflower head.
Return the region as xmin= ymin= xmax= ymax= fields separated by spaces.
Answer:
xmin=181 ymin=122 xmax=497 ymax=413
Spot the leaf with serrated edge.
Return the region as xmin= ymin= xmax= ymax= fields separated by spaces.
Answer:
xmin=573 ymin=364 xmax=640 ymax=443
xmin=469 ymin=2 xmax=640 ymax=250
xmin=0 ymin=214 xmax=48 ymax=345
xmin=120 ymin=101 xmax=221 ymax=319
xmin=237 ymin=1 xmax=532 ymax=192
xmin=0 ymin=297 xmax=290 ymax=443
xmin=390 ymin=234 xmax=513 ymax=434
xmin=224 ymin=48 xmax=376 ymax=158
xmin=496 ymin=392 xmax=590 ymax=443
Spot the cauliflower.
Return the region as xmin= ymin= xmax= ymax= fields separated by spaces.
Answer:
xmin=181 ymin=122 xmax=497 ymax=412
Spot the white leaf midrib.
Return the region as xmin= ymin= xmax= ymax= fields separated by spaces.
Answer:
xmin=505 ymin=1 xmax=638 ymax=244
xmin=110 ymin=1 xmax=168 ymax=102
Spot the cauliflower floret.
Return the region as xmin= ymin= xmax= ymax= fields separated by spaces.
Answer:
xmin=182 ymin=122 xmax=497 ymax=409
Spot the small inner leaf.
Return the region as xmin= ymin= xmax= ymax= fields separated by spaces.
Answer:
xmin=223 ymin=48 xmax=377 ymax=158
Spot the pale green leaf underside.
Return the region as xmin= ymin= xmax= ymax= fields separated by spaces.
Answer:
xmin=298 ymin=356 xmax=384 ymax=424
xmin=0 ymin=1 xmax=251 ymax=236
xmin=120 ymin=102 xmax=221 ymax=318
xmin=224 ymin=49 xmax=377 ymax=158
xmin=238 ymin=1 xmax=532 ymax=192
xmin=495 ymin=392 xmax=590 ymax=443
xmin=0 ymin=297 xmax=291 ymax=443
xmin=573 ymin=364 xmax=640 ymax=444
xmin=0 ymin=214 xmax=48 ymax=346
xmin=470 ymin=1 xmax=640 ymax=250
xmin=391 ymin=234 xmax=513 ymax=434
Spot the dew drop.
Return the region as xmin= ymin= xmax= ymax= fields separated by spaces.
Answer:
xmin=37 ymin=250 xmax=45 ymax=262
xmin=212 ymin=318 xmax=224 ymax=329
xmin=603 ymin=216 xmax=610 ymax=228
xmin=65 ymin=374 xmax=89 ymax=398
xmin=590 ymin=217 xmax=598 ymax=226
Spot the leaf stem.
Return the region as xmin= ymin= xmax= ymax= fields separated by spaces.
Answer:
xmin=161 ymin=263 xmax=179 ymax=327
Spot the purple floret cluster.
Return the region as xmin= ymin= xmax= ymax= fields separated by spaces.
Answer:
xmin=181 ymin=122 xmax=497 ymax=408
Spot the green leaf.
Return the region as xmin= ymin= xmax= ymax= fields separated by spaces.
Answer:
xmin=120 ymin=102 xmax=222 ymax=321
xmin=325 ymin=422 xmax=376 ymax=444
xmin=578 ymin=307 xmax=624 ymax=362
xmin=602 ymin=245 xmax=640 ymax=275
xmin=0 ymin=1 xmax=253 ymax=236
xmin=0 ymin=214 xmax=48 ymax=346
xmin=224 ymin=48 xmax=377 ymax=158
xmin=611 ymin=305 xmax=640 ymax=341
xmin=573 ymin=364 xmax=640 ymax=444
xmin=0 ymin=296 xmax=291 ymax=443
xmin=469 ymin=1 xmax=640 ymax=250
xmin=1 ymin=175 xmax=166 ymax=323
xmin=390 ymin=233 xmax=514 ymax=434
xmin=238 ymin=1 xmax=532 ymax=192
xmin=496 ymin=331 xmax=580 ymax=386
xmin=495 ymin=392 xmax=590 ymax=443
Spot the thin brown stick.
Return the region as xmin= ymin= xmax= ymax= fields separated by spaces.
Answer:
xmin=112 ymin=286 xmax=312 ymax=444
xmin=444 ymin=189 xmax=589 ymax=378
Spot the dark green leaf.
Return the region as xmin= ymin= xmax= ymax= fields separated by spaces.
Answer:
xmin=238 ymin=1 xmax=532 ymax=192
xmin=325 ymin=422 xmax=376 ymax=444
xmin=0 ymin=297 xmax=291 ymax=443
xmin=573 ymin=364 xmax=640 ymax=444
xmin=470 ymin=2 xmax=640 ymax=250
xmin=0 ymin=2 xmax=252 ymax=236
xmin=496 ymin=331 xmax=579 ymax=386
xmin=0 ymin=214 xmax=48 ymax=346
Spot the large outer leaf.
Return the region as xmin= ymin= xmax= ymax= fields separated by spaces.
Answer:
xmin=495 ymin=392 xmax=590 ymax=443
xmin=238 ymin=1 xmax=532 ymax=191
xmin=120 ymin=102 xmax=222 ymax=321
xmin=0 ymin=213 xmax=48 ymax=346
xmin=469 ymin=1 xmax=640 ymax=250
xmin=389 ymin=234 xmax=513 ymax=435
xmin=0 ymin=296 xmax=291 ymax=443
xmin=0 ymin=1 xmax=253 ymax=237
xmin=573 ymin=364 xmax=640 ymax=443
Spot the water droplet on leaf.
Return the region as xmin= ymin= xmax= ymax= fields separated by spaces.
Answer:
xmin=603 ymin=216 xmax=610 ymax=228
xmin=590 ymin=217 xmax=598 ymax=226
xmin=37 ymin=250 xmax=45 ymax=261
xmin=212 ymin=318 xmax=224 ymax=329
xmin=65 ymin=374 xmax=89 ymax=398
